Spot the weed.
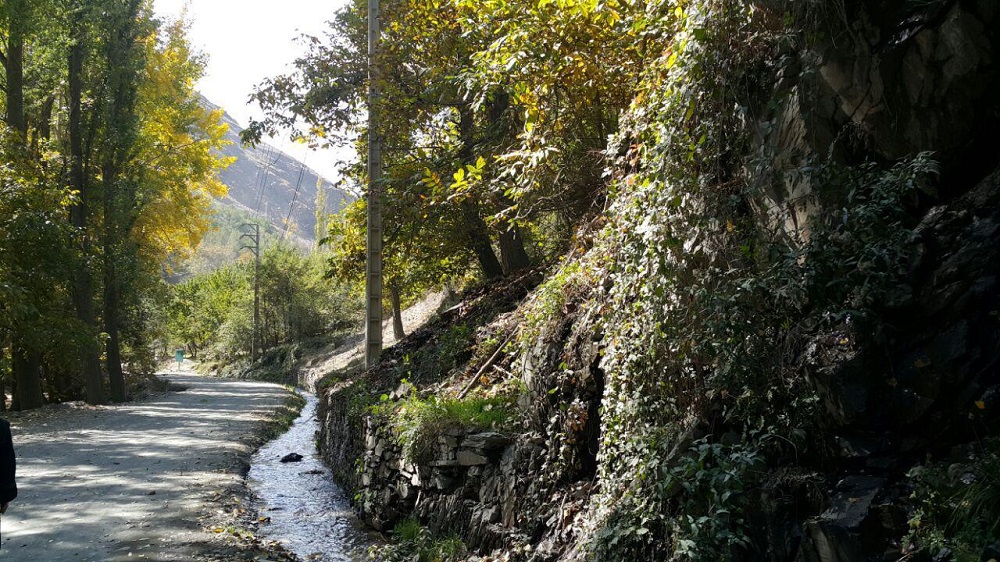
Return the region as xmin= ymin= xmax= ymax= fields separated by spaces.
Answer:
xmin=907 ymin=438 xmax=1000 ymax=558
xmin=258 ymin=390 xmax=307 ymax=443
xmin=370 ymin=517 xmax=468 ymax=562
xmin=376 ymin=392 xmax=513 ymax=464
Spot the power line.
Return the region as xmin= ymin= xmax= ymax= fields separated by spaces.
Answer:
xmin=253 ymin=145 xmax=282 ymax=217
xmin=250 ymin=144 xmax=272 ymax=214
xmin=281 ymin=158 xmax=308 ymax=242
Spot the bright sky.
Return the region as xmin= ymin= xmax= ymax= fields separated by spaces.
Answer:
xmin=152 ymin=0 xmax=352 ymax=182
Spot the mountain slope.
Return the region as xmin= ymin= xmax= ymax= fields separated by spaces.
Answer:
xmin=204 ymin=96 xmax=353 ymax=244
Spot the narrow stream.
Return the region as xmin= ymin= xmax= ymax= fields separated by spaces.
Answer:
xmin=248 ymin=393 xmax=374 ymax=561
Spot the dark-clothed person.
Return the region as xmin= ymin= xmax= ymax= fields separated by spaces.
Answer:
xmin=0 ymin=417 xmax=16 ymax=547
xmin=0 ymin=418 xmax=14 ymax=510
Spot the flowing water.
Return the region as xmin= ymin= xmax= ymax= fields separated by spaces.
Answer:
xmin=248 ymin=393 xmax=375 ymax=561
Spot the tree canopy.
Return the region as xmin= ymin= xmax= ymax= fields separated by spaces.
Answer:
xmin=0 ymin=2 xmax=231 ymax=408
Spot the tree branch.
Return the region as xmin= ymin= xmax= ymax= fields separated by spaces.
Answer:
xmin=459 ymin=334 xmax=514 ymax=399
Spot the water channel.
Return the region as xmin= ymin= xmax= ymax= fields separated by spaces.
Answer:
xmin=248 ymin=392 xmax=374 ymax=561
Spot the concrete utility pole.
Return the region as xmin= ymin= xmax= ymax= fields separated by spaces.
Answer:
xmin=240 ymin=223 xmax=261 ymax=363
xmin=365 ymin=0 xmax=383 ymax=367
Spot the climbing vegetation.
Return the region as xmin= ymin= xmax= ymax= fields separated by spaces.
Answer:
xmin=493 ymin=1 xmax=943 ymax=558
xmin=260 ymin=0 xmax=986 ymax=560
xmin=906 ymin=439 xmax=1000 ymax=560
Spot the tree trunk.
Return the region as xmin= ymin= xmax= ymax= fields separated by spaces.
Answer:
xmin=0 ymin=336 xmax=8 ymax=412
xmin=499 ymin=223 xmax=531 ymax=274
xmin=49 ymin=363 xmax=75 ymax=403
xmin=12 ymin=345 xmax=45 ymax=411
xmin=68 ymin=4 xmax=106 ymax=406
xmin=458 ymin=105 xmax=503 ymax=279
xmin=390 ymin=279 xmax=405 ymax=341
xmin=4 ymin=0 xmax=28 ymax=138
xmin=9 ymin=379 xmax=18 ymax=412
xmin=104 ymin=259 xmax=127 ymax=402
xmin=38 ymin=93 xmax=56 ymax=142
xmin=99 ymin=0 xmax=143 ymax=403
xmin=462 ymin=202 xmax=504 ymax=279
xmin=3 ymin=2 xmax=45 ymax=411
xmin=101 ymin=168 xmax=127 ymax=402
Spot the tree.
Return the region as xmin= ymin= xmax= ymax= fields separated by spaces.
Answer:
xmin=246 ymin=0 xmax=514 ymax=284
xmin=2 ymin=0 xmax=28 ymax=138
xmin=66 ymin=0 xmax=107 ymax=405
xmin=250 ymin=0 xmax=642 ymax=299
xmin=0 ymin=145 xmax=75 ymax=410
xmin=132 ymin=17 xmax=231 ymax=266
xmin=165 ymin=245 xmax=358 ymax=363
xmin=1 ymin=3 xmax=231 ymax=409
xmin=96 ymin=0 xmax=147 ymax=402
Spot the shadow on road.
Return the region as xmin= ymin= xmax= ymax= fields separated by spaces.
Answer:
xmin=2 ymin=374 xmax=289 ymax=562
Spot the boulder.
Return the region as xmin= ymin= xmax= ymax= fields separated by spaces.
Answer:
xmin=798 ymin=475 xmax=885 ymax=562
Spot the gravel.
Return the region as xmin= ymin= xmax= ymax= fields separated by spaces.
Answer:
xmin=1 ymin=370 xmax=292 ymax=561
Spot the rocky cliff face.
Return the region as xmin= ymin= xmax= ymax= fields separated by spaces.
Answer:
xmin=761 ymin=0 xmax=998 ymax=238
xmin=317 ymin=2 xmax=1000 ymax=561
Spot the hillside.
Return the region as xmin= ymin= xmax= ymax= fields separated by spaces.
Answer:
xmin=300 ymin=2 xmax=1000 ymax=562
xmin=203 ymin=96 xmax=353 ymax=245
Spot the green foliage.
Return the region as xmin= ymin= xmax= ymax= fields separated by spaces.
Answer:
xmin=370 ymin=517 xmax=467 ymax=562
xmin=165 ymin=263 xmax=251 ymax=357
xmin=165 ymin=245 xmax=360 ymax=364
xmin=252 ymin=0 xmax=651 ymax=286
xmin=1 ymin=5 xmax=231 ymax=406
xmin=0 ymin=145 xmax=76 ymax=343
xmin=258 ymin=245 xmax=357 ymax=347
xmin=515 ymin=258 xmax=594 ymax=346
xmin=537 ymin=2 xmax=944 ymax=558
xmin=376 ymin=391 xmax=512 ymax=464
xmin=323 ymin=194 xmax=472 ymax=309
xmin=452 ymin=0 xmax=639 ymax=222
xmin=906 ymin=440 xmax=1000 ymax=560
xmin=593 ymin=438 xmax=763 ymax=561
xmin=0 ymin=143 xmax=89 ymax=401
xmin=436 ymin=323 xmax=473 ymax=374
xmin=230 ymin=2 xmax=960 ymax=561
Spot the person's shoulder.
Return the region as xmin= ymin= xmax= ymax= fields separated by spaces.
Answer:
xmin=0 ymin=418 xmax=9 ymax=431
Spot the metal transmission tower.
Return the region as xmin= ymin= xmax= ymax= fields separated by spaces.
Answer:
xmin=240 ymin=223 xmax=261 ymax=363
xmin=365 ymin=0 xmax=383 ymax=367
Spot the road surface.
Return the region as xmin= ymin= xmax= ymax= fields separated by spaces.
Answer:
xmin=1 ymin=372 xmax=292 ymax=561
